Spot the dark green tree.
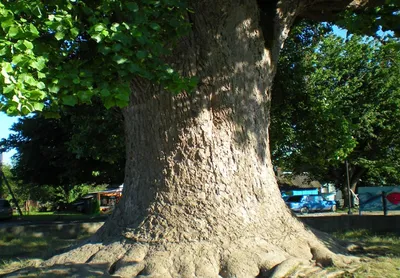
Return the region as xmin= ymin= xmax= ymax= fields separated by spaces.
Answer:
xmin=0 ymin=103 xmax=125 ymax=202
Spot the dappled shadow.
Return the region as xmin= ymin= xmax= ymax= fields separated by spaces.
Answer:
xmin=300 ymin=214 xmax=400 ymax=258
xmin=0 ymin=222 xmax=101 ymax=270
xmin=111 ymin=0 xmax=284 ymax=240
xmin=3 ymin=263 xmax=113 ymax=278
xmin=341 ymin=233 xmax=400 ymax=259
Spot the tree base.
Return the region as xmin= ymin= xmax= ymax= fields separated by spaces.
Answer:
xmin=4 ymin=228 xmax=359 ymax=278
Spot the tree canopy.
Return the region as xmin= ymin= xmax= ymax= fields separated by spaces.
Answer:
xmin=1 ymin=1 xmax=399 ymax=116
xmin=0 ymin=0 xmax=196 ymax=116
xmin=271 ymin=24 xmax=400 ymax=189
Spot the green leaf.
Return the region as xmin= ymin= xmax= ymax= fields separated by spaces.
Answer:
xmin=6 ymin=106 xmax=16 ymax=115
xmin=126 ymin=2 xmax=139 ymax=12
xmin=23 ymin=40 xmax=34 ymax=50
xmin=32 ymin=102 xmax=44 ymax=111
xmin=62 ymin=95 xmax=78 ymax=106
xmin=110 ymin=23 xmax=120 ymax=32
xmin=136 ymin=51 xmax=147 ymax=59
xmin=115 ymin=99 xmax=129 ymax=108
xmin=77 ymin=91 xmax=92 ymax=102
xmin=30 ymin=90 xmax=46 ymax=100
xmin=55 ymin=32 xmax=65 ymax=40
xmin=91 ymin=33 xmax=102 ymax=43
xmin=48 ymin=84 xmax=60 ymax=94
xmin=1 ymin=16 xmax=14 ymax=29
xmin=115 ymin=92 xmax=129 ymax=101
xmin=3 ymin=84 xmax=15 ymax=95
xmin=12 ymin=54 xmax=29 ymax=66
xmin=150 ymin=23 xmax=161 ymax=31
xmin=30 ymin=57 xmax=46 ymax=71
xmin=128 ymin=63 xmax=141 ymax=73
xmin=113 ymin=55 xmax=128 ymax=64
xmin=104 ymin=97 xmax=115 ymax=109
xmin=36 ymin=81 xmax=46 ymax=90
xmin=29 ymin=24 xmax=39 ymax=37
xmin=100 ymin=88 xmax=110 ymax=97
xmin=22 ymin=74 xmax=37 ymax=86
xmin=70 ymin=27 xmax=79 ymax=37
xmin=112 ymin=43 xmax=122 ymax=52
xmin=94 ymin=23 xmax=106 ymax=32
xmin=0 ymin=46 xmax=7 ymax=56
xmin=2 ymin=62 xmax=13 ymax=73
xmin=21 ymin=105 xmax=31 ymax=115
xmin=8 ymin=26 xmax=19 ymax=37
xmin=1 ymin=68 xmax=11 ymax=84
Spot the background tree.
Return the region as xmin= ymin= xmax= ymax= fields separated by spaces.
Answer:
xmin=271 ymin=31 xmax=400 ymax=195
xmin=0 ymin=164 xmax=24 ymax=201
xmin=0 ymin=102 xmax=125 ymax=203
xmin=1 ymin=0 xmax=399 ymax=277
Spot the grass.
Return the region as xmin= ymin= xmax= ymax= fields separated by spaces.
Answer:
xmin=0 ymin=229 xmax=93 ymax=275
xmin=332 ymin=230 xmax=400 ymax=278
xmin=0 ymin=224 xmax=95 ymax=275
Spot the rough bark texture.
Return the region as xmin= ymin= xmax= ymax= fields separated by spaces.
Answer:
xmin=4 ymin=0 xmax=363 ymax=277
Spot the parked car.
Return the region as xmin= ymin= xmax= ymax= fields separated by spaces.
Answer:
xmin=0 ymin=199 xmax=13 ymax=220
xmin=285 ymin=195 xmax=336 ymax=214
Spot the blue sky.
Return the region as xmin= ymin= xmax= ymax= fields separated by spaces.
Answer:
xmin=0 ymin=112 xmax=19 ymax=165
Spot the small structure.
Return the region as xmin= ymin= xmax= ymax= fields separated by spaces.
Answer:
xmin=96 ymin=185 xmax=123 ymax=213
xmin=75 ymin=184 xmax=123 ymax=214
xmin=282 ymin=188 xmax=319 ymax=197
xmin=277 ymin=171 xmax=337 ymax=202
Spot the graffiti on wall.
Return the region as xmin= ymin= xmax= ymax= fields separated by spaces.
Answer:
xmin=358 ymin=186 xmax=400 ymax=211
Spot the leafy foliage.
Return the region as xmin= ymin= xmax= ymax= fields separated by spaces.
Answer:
xmin=0 ymin=102 xmax=125 ymax=203
xmin=337 ymin=0 xmax=400 ymax=38
xmin=0 ymin=164 xmax=21 ymax=200
xmin=0 ymin=0 xmax=196 ymax=115
xmin=271 ymin=24 xmax=400 ymax=188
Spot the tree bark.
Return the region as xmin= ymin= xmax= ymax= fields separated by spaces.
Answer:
xmin=350 ymin=166 xmax=365 ymax=193
xmin=10 ymin=1 xmax=359 ymax=277
xmin=101 ymin=0 xmax=297 ymax=243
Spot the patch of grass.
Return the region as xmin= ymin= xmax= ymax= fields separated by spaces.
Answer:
xmin=0 ymin=230 xmax=93 ymax=275
xmin=349 ymin=257 xmax=400 ymax=278
xmin=330 ymin=230 xmax=400 ymax=278
xmin=335 ymin=229 xmax=400 ymax=257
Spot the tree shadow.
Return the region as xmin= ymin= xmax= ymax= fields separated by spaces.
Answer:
xmin=343 ymin=232 xmax=400 ymax=259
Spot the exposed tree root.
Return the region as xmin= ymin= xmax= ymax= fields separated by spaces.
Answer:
xmin=3 ymin=230 xmax=360 ymax=278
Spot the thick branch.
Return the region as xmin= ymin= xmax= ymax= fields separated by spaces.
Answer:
xmin=296 ymin=0 xmax=385 ymax=22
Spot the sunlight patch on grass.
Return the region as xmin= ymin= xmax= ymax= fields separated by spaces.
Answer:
xmin=0 ymin=231 xmax=92 ymax=275
xmin=351 ymin=257 xmax=400 ymax=278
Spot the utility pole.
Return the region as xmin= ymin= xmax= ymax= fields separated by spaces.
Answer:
xmin=346 ymin=160 xmax=353 ymax=215
xmin=0 ymin=152 xmax=23 ymax=216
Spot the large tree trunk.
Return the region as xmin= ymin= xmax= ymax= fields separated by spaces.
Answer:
xmin=8 ymin=1 xmax=357 ymax=277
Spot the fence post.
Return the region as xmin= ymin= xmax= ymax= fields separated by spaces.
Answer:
xmin=382 ymin=191 xmax=388 ymax=216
